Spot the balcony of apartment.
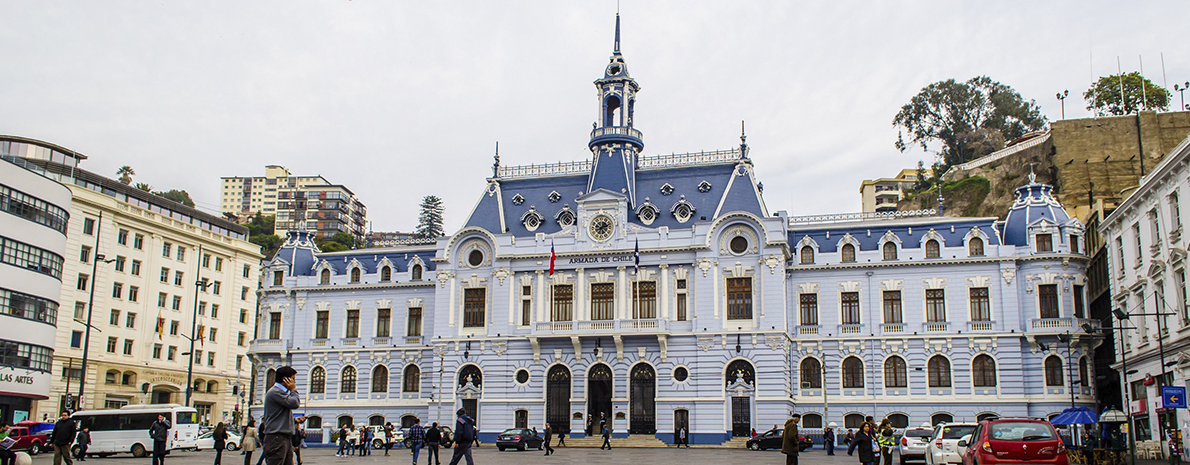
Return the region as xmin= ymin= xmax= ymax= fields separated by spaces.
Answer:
xmin=533 ymin=318 xmax=667 ymax=335
xmin=248 ymin=338 xmax=291 ymax=354
xmin=881 ymin=323 xmax=906 ymax=334
xmin=967 ymin=320 xmax=995 ymax=332
xmin=796 ymin=325 xmax=821 ymax=336
xmin=923 ymin=321 xmax=949 ymax=332
xmin=1028 ymin=317 xmax=1101 ymax=332
xmin=838 ymin=324 xmax=863 ymax=335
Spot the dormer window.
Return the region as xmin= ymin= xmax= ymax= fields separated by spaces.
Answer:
xmin=272 ymin=270 xmax=283 ymax=286
xmin=660 ymin=183 xmax=674 ymax=196
xmin=380 ymin=266 xmax=391 ymax=282
xmin=672 ymin=198 xmax=694 ymax=223
xmin=636 ymin=202 xmax=659 ymax=226
xmin=511 ymin=194 xmax=524 ymax=206
xmin=841 ymin=244 xmax=856 ymax=263
xmin=556 ymin=206 xmax=576 ymax=227
xmin=522 ymin=208 xmax=543 ymax=232
xmin=350 ymin=268 xmax=361 ymax=283
xmin=800 ymin=246 xmax=814 ymax=265
xmin=882 ymin=242 xmax=897 ymax=261
xmin=969 ymin=237 xmax=984 ymax=256
xmin=1036 ymin=234 xmax=1053 ymax=252
xmin=548 ymin=191 xmax=561 ymax=203
xmin=320 ymin=269 xmax=331 ymax=285
xmin=925 ymin=239 xmax=940 ymax=258
xmin=411 ymin=264 xmax=423 ymax=281
xmin=697 ymin=180 xmax=712 ymax=193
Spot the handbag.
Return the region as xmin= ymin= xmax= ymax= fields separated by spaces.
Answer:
xmin=871 ymin=437 xmax=880 ymax=453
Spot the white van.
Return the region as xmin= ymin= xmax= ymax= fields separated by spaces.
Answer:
xmin=71 ymin=404 xmax=200 ymax=458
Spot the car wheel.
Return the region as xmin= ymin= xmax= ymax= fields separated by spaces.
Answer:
xmin=749 ymin=442 xmax=760 ymax=451
xmin=901 ymin=455 xmax=907 ymax=465
xmin=131 ymin=443 xmax=147 ymax=458
xmin=71 ymin=445 xmax=81 ymax=457
xmin=518 ymin=443 xmax=526 ymax=451
xmin=498 ymin=446 xmax=505 ymax=451
xmin=28 ymin=445 xmax=39 ymax=456
xmin=227 ymin=443 xmax=238 ymax=451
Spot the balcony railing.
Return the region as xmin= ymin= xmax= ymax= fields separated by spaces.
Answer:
xmin=1029 ymin=317 xmax=1102 ymax=332
xmin=797 ymin=325 xmax=820 ymax=335
xmin=404 ymin=336 xmax=423 ymax=345
xmin=881 ymin=323 xmax=905 ymax=334
xmin=589 ymin=126 xmax=643 ymax=140
xmin=839 ymin=324 xmax=863 ymax=335
xmin=967 ymin=321 xmax=994 ymax=332
xmin=534 ymin=319 xmax=667 ymax=334
xmin=248 ymin=339 xmax=290 ymax=353
xmin=924 ymin=322 xmax=949 ymax=332
xmin=372 ymin=337 xmax=390 ymax=346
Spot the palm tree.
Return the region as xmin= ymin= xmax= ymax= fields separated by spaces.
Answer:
xmin=134 ymin=183 xmax=152 ymax=192
xmin=116 ymin=166 xmax=135 ymax=185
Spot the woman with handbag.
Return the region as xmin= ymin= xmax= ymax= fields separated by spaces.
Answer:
xmin=240 ymin=419 xmax=257 ymax=465
xmin=846 ymin=422 xmax=878 ymax=465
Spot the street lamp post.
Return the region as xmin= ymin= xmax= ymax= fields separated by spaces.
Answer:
xmin=185 ymin=245 xmax=212 ymax=407
xmin=1174 ymin=82 xmax=1189 ymax=111
xmin=1114 ymin=298 xmax=1179 ymax=465
xmin=1057 ymin=332 xmax=1077 ymax=409
xmin=77 ymin=210 xmax=116 ymax=412
xmin=1057 ymin=90 xmax=1070 ymax=119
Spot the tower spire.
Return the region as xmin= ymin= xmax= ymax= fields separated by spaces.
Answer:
xmin=614 ymin=13 xmax=621 ymax=53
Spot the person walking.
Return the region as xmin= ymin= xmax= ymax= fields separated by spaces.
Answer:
xmin=213 ymin=422 xmax=229 ymax=465
xmin=677 ymin=426 xmax=688 ymax=448
xmin=425 ymin=423 xmax=442 ymax=465
xmin=844 ymin=429 xmax=854 ymax=446
xmin=336 ymin=425 xmax=349 ymax=457
xmin=359 ymin=426 xmax=370 ymax=457
xmin=51 ymin=411 xmax=77 ymax=465
xmin=261 ymin=366 xmax=303 ymax=465
xmin=557 ymin=425 xmax=567 ymax=448
xmin=600 ymin=423 xmax=611 ymax=450
xmin=824 ymin=426 xmax=835 ymax=456
xmin=148 ymin=413 xmax=171 ymax=465
xmin=447 ymin=409 xmax=476 ymax=465
xmin=409 ymin=418 xmax=425 ymax=465
xmin=877 ymin=421 xmax=896 ymax=465
xmin=846 ymin=422 xmax=878 ymax=465
xmin=74 ymin=427 xmax=91 ymax=461
xmin=290 ymin=426 xmax=304 ymax=465
xmin=346 ymin=426 xmax=357 ymax=456
xmin=543 ymin=423 xmax=554 ymax=456
xmin=383 ymin=423 xmax=394 ymax=456
xmin=782 ymin=413 xmax=801 ymax=465
xmin=241 ymin=419 xmax=258 ymax=465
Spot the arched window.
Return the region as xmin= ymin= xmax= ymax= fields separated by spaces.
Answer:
xmin=884 ymin=356 xmax=907 ymax=388
xmin=887 ymin=413 xmax=909 ymax=428
xmin=883 ymin=242 xmax=897 ymax=260
xmin=350 ymin=267 xmax=361 ymax=283
xmin=842 ymin=357 xmax=864 ymax=388
xmin=972 ymin=355 xmax=997 ymax=387
xmin=931 ymin=413 xmax=953 ymax=426
xmin=928 ymin=355 xmax=952 ymax=388
xmin=1045 ymin=356 xmax=1064 ymax=386
xmin=369 ymin=415 xmax=385 ymax=426
xmin=801 ymin=413 xmax=823 ymax=428
xmin=800 ymin=246 xmax=814 ymax=264
xmin=724 ymin=360 xmax=755 ymax=387
xmin=338 ymin=416 xmax=353 ymax=428
xmin=265 ymin=369 xmax=276 ymax=388
xmin=372 ymin=365 xmax=388 ymax=393
xmin=925 ymin=239 xmax=940 ymax=258
xmin=841 ymin=243 xmax=856 ymax=262
xmin=458 ymin=364 xmax=481 ymax=388
xmin=411 ymin=264 xmax=423 ymax=281
xmin=404 ymin=365 xmax=421 ymax=392
xmin=310 ymin=367 xmax=325 ymax=394
xmin=207 ymin=381 xmax=217 ymax=393
xmin=320 ymin=269 xmax=330 ymax=285
xmin=977 ymin=413 xmax=999 ymax=422
xmin=1078 ymin=357 xmax=1089 ymax=386
xmin=105 ymin=370 xmax=119 ymax=384
xmin=800 ymin=358 xmax=822 ymax=389
xmin=341 ymin=366 xmax=357 ymax=393
xmin=306 ymin=416 xmax=323 ymax=429
xmin=969 ymin=237 xmax=984 ymax=256
xmin=380 ymin=266 xmax=391 ymax=282
xmin=844 ymin=413 xmax=865 ymax=429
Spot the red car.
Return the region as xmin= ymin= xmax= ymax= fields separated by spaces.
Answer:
xmin=4 ymin=426 xmax=49 ymax=455
xmin=958 ymin=419 xmax=1067 ymax=465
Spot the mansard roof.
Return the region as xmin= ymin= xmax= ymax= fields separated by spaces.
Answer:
xmin=1001 ymin=176 xmax=1076 ymax=247
xmin=269 ymin=230 xmax=436 ymax=277
xmin=787 ymin=215 xmax=1001 ymax=253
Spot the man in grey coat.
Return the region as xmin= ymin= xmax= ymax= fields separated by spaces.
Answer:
xmin=261 ymin=366 xmax=304 ymax=465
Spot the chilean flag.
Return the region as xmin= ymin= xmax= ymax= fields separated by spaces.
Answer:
xmin=549 ymin=239 xmax=556 ymax=276
xmin=634 ymin=238 xmax=640 ymax=273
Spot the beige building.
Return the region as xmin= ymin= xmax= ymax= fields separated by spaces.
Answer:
xmin=220 ymin=165 xmax=367 ymax=242
xmin=12 ymin=141 xmax=264 ymax=425
xmin=859 ymin=168 xmax=927 ymax=213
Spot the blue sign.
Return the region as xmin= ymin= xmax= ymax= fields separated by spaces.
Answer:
xmin=1163 ymin=386 xmax=1187 ymax=409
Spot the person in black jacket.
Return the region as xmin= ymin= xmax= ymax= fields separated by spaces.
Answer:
xmin=846 ymin=422 xmax=877 ymax=465
xmin=51 ymin=411 xmax=77 ymax=465
xmin=149 ymin=414 xmax=172 ymax=465
xmin=425 ymin=423 xmax=442 ymax=465
xmin=75 ymin=427 xmax=91 ymax=461
xmin=213 ymin=423 xmax=228 ymax=465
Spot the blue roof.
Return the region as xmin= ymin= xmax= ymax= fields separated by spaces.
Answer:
xmin=788 ymin=217 xmax=1001 ymax=252
xmin=1001 ymin=180 xmax=1072 ymax=246
xmin=309 ymin=249 xmax=437 ymax=276
xmin=270 ymin=230 xmax=320 ymax=274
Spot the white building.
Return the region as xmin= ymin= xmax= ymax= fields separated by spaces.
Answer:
xmin=220 ymin=165 xmax=367 ymax=242
xmin=1099 ymin=133 xmax=1190 ymax=447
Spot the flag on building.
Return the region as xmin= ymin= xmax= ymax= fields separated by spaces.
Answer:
xmin=633 ymin=238 xmax=640 ymax=273
xmin=549 ymin=239 xmax=556 ymax=276
xmin=156 ymin=316 xmax=165 ymax=340
xmin=198 ymin=324 xmax=205 ymax=346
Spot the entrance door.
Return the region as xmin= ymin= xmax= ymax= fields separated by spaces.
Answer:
xmin=587 ymin=364 xmax=613 ymax=433
xmin=547 ymin=365 xmax=571 ymax=432
xmin=731 ymin=397 xmax=750 ymax=437
xmin=515 ymin=410 xmax=528 ymax=429
xmin=674 ymin=409 xmax=689 ymax=444
xmin=630 ymin=364 xmax=656 ymax=434
xmin=462 ymin=399 xmax=478 ymax=425
xmin=153 ymin=390 xmax=171 ymax=404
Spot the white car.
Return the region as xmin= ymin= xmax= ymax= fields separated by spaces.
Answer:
xmin=924 ymin=423 xmax=977 ymax=465
xmin=195 ymin=431 xmax=242 ymax=451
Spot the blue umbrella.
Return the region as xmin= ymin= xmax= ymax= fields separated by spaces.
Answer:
xmin=1050 ymin=407 xmax=1099 ymax=425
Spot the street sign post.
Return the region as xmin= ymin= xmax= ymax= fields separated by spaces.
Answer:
xmin=1162 ymin=386 xmax=1187 ymax=409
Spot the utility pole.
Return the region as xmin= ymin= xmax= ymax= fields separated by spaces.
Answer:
xmin=78 ymin=211 xmax=115 ymax=412
xmin=185 ymin=244 xmax=212 ymax=406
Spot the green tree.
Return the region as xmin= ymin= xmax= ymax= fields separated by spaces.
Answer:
xmin=913 ymin=160 xmax=928 ymax=191
xmin=415 ymin=195 xmax=445 ymax=238
xmin=152 ymin=189 xmax=195 ymax=207
xmin=894 ymin=76 xmax=1046 ymax=166
xmin=250 ymin=234 xmax=283 ymax=259
xmin=116 ymin=166 xmax=135 ymax=185
xmin=246 ymin=213 xmax=276 ymax=237
xmin=134 ymin=183 xmax=152 ymax=192
xmin=1083 ymin=72 xmax=1172 ymax=116
xmin=318 ymin=241 xmax=348 ymax=253
xmin=315 ymin=232 xmax=357 ymax=252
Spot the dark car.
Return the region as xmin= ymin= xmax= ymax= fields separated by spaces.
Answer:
xmin=958 ymin=419 xmax=1067 ymax=465
xmin=746 ymin=429 xmax=812 ymax=451
xmin=495 ymin=428 xmax=543 ymax=451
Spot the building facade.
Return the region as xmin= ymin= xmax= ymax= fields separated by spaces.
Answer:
xmin=2 ymin=136 xmax=265 ymax=425
xmin=859 ymin=168 xmax=928 ymax=213
xmin=1099 ymin=133 xmax=1189 ymax=447
xmin=0 ymin=139 xmax=75 ymax=424
xmin=220 ymin=165 xmax=367 ymax=242
xmin=249 ymin=18 xmax=1097 ymax=444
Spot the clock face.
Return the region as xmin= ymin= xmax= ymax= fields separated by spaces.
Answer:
xmin=589 ymin=214 xmax=615 ymax=242
xmin=606 ymin=63 xmax=622 ymax=75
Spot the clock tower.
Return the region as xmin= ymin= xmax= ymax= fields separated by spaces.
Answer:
xmin=587 ymin=14 xmax=644 ymax=208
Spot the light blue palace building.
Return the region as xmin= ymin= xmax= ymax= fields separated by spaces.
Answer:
xmin=249 ymin=17 xmax=1098 ymax=444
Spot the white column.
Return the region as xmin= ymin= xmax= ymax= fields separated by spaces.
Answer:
xmin=660 ymin=264 xmax=670 ymax=320
xmin=536 ymin=271 xmax=546 ymax=323
xmin=713 ymin=264 xmax=720 ymax=319
xmin=617 ymin=266 xmax=627 ymax=320
xmin=577 ymin=268 xmax=586 ymax=321
xmin=508 ymin=273 xmax=516 ymax=326
xmin=448 ymin=277 xmax=457 ymax=327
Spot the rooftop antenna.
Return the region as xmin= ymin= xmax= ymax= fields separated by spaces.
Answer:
xmin=492 ymin=141 xmax=500 ymax=178
xmin=1139 ymin=55 xmax=1147 ymax=111
xmin=739 ymin=120 xmax=749 ymax=159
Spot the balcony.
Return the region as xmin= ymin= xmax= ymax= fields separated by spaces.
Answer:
xmin=248 ymin=339 xmax=290 ymax=354
xmin=881 ymin=323 xmax=905 ymax=334
xmin=967 ymin=321 xmax=994 ymax=332
xmin=533 ymin=318 xmax=667 ymax=335
xmin=1029 ymin=317 xmax=1101 ymax=332
xmin=797 ymin=325 xmax=820 ymax=336
xmin=923 ymin=322 xmax=949 ymax=332
xmin=372 ymin=337 xmax=390 ymax=346
xmin=839 ymin=324 xmax=863 ymax=335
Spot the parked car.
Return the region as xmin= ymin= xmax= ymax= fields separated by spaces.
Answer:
xmin=195 ymin=431 xmax=242 ymax=451
xmin=5 ymin=426 xmax=49 ymax=455
xmin=959 ymin=419 xmax=1067 ymax=465
xmin=925 ymin=423 xmax=978 ymax=465
xmin=900 ymin=426 xmax=935 ymax=464
xmin=495 ymin=428 xmax=543 ymax=451
xmin=369 ymin=426 xmax=405 ymax=449
xmin=745 ymin=429 xmax=812 ymax=451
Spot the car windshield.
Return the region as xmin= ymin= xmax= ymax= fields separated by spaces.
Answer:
xmin=940 ymin=426 xmax=976 ymax=439
xmin=501 ymin=429 xmax=523 ymax=435
xmin=989 ymin=423 xmax=1056 ymax=441
xmin=767 ymin=429 xmax=783 ymax=436
xmin=906 ymin=430 xmax=932 ymax=437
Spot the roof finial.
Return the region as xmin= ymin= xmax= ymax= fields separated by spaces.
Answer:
xmin=492 ymin=141 xmax=500 ymax=178
xmin=614 ymin=13 xmax=621 ymax=53
xmin=1028 ymin=162 xmax=1036 ymax=184
xmin=739 ymin=120 xmax=748 ymax=159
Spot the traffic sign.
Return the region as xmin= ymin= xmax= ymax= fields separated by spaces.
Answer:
xmin=1163 ymin=386 xmax=1187 ymax=409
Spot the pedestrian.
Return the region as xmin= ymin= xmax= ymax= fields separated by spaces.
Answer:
xmin=877 ymin=420 xmax=895 ymax=465
xmin=676 ymin=426 xmax=687 ymax=448
xmin=409 ymin=418 xmax=425 ymax=465
xmin=846 ymin=422 xmax=878 ymax=465
xmin=782 ymin=413 xmax=801 ymax=465
xmin=241 ymin=419 xmax=258 ymax=465
xmin=261 ymin=365 xmax=303 ymax=465
xmin=557 ymin=425 xmax=567 ymax=447
xmin=346 ymin=426 xmax=357 ymax=456
xmin=447 ymin=409 xmax=476 ymax=465
xmin=336 ymin=425 xmax=349 ymax=457
xmin=0 ymin=424 xmax=16 ymax=465
xmin=213 ymin=422 xmax=229 ymax=465
xmin=824 ymin=426 xmax=835 ymax=456
xmin=148 ymin=413 xmax=171 ymax=465
xmin=75 ymin=427 xmax=91 ymax=461
xmin=290 ymin=426 xmax=304 ymax=465
xmin=51 ymin=411 xmax=77 ymax=465
xmin=543 ymin=423 xmax=554 ymax=456
xmin=844 ymin=429 xmax=854 ymax=446
xmin=425 ymin=422 xmax=442 ymax=465
xmin=600 ymin=423 xmax=611 ymax=450
xmin=383 ymin=423 xmax=394 ymax=456
xmin=586 ymin=416 xmax=593 ymax=437
xmin=599 ymin=413 xmax=606 ymax=437
xmin=359 ymin=426 xmax=370 ymax=456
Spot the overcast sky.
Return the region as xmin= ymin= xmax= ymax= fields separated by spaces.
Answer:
xmin=2 ymin=1 xmax=1186 ymax=233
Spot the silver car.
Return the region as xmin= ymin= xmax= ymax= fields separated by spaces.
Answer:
xmin=924 ymin=423 xmax=978 ymax=465
xmin=898 ymin=427 xmax=934 ymax=464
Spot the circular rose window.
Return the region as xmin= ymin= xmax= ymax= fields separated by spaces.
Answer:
xmin=515 ymin=369 xmax=530 ymax=384
xmin=673 ymin=366 xmax=689 ymax=382
xmin=730 ymin=236 xmax=749 ymax=254
xmin=468 ymin=249 xmax=484 ymax=267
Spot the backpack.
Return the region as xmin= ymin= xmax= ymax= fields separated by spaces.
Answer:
xmin=454 ymin=419 xmax=475 ymax=444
